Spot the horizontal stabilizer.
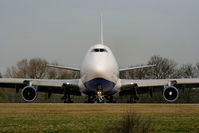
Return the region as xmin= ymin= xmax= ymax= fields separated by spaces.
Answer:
xmin=119 ymin=64 xmax=156 ymax=72
xmin=47 ymin=64 xmax=80 ymax=72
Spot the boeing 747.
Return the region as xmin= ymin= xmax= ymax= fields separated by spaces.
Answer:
xmin=1 ymin=17 xmax=199 ymax=103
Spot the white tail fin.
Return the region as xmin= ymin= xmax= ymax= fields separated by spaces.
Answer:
xmin=100 ymin=14 xmax=104 ymax=45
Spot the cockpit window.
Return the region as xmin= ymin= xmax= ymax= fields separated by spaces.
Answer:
xmin=93 ymin=49 xmax=100 ymax=52
xmin=92 ymin=48 xmax=108 ymax=53
xmin=99 ymin=49 xmax=107 ymax=52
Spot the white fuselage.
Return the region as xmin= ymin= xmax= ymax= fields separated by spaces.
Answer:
xmin=79 ymin=44 xmax=121 ymax=95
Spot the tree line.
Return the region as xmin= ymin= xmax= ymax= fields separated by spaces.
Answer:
xmin=0 ymin=55 xmax=199 ymax=103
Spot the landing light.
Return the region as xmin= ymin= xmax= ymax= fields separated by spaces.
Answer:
xmin=169 ymin=91 xmax=173 ymax=96
xmin=97 ymin=91 xmax=102 ymax=95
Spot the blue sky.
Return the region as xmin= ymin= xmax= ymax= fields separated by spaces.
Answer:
xmin=0 ymin=0 xmax=199 ymax=73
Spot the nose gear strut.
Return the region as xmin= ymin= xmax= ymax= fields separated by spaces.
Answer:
xmin=96 ymin=85 xmax=104 ymax=103
xmin=96 ymin=90 xmax=104 ymax=103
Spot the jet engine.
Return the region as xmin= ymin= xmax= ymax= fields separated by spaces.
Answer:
xmin=163 ymin=86 xmax=179 ymax=102
xmin=21 ymin=86 xmax=38 ymax=102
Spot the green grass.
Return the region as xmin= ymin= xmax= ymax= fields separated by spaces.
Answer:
xmin=0 ymin=104 xmax=198 ymax=133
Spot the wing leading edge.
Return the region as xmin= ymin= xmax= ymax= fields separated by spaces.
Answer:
xmin=121 ymin=78 xmax=199 ymax=88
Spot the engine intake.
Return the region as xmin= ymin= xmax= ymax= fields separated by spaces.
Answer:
xmin=21 ymin=86 xmax=37 ymax=102
xmin=163 ymin=86 xmax=179 ymax=102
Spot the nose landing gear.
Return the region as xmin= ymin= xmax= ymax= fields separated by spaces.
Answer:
xmin=96 ymin=90 xmax=104 ymax=103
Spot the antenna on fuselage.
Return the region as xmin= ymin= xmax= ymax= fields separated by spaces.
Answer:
xmin=100 ymin=13 xmax=104 ymax=45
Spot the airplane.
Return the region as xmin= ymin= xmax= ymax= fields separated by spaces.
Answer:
xmin=1 ymin=16 xmax=199 ymax=103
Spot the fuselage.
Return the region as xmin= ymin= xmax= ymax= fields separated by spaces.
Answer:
xmin=80 ymin=44 xmax=120 ymax=96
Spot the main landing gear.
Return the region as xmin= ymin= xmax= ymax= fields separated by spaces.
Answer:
xmin=61 ymin=94 xmax=73 ymax=103
xmin=128 ymin=89 xmax=139 ymax=103
xmin=61 ymin=88 xmax=73 ymax=103
xmin=105 ymin=96 xmax=116 ymax=103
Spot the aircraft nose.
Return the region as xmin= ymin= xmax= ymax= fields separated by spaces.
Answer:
xmin=91 ymin=61 xmax=111 ymax=74
xmin=94 ymin=65 xmax=106 ymax=74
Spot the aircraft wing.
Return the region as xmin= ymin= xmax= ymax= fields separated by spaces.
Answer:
xmin=120 ymin=78 xmax=199 ymax=102
xmin=0 ymin=78 xmax=81 ymax=96
xmin=121 ymin=78 xmax=199 ymax=88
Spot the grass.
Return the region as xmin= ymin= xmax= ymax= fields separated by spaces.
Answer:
xmin=104 ymin=110 xmax=154 ymax=133
xmin=0 ymin=104 xmax=198 ymax=133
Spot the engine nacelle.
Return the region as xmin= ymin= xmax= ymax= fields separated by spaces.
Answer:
xmin=21 ymin=86 xmax=38 ymax=102
xmin=163 ymin=86 xmax=179 ymax=102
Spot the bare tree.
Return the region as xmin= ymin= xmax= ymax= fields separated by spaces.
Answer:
xmin=178 ymin=64 xmax=196 ymax=78
xmin=147 ymin=55 xmax=178 ymax=79
xmin=5 ymin=59 xmax=28 ymax=78
xmin=195 ymin=62 xmax=199 ymax=77
xmin=27 ymin=58 xmax=48 ymax=79
xmin=5 ymin=58 xmax=48 ymax=79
